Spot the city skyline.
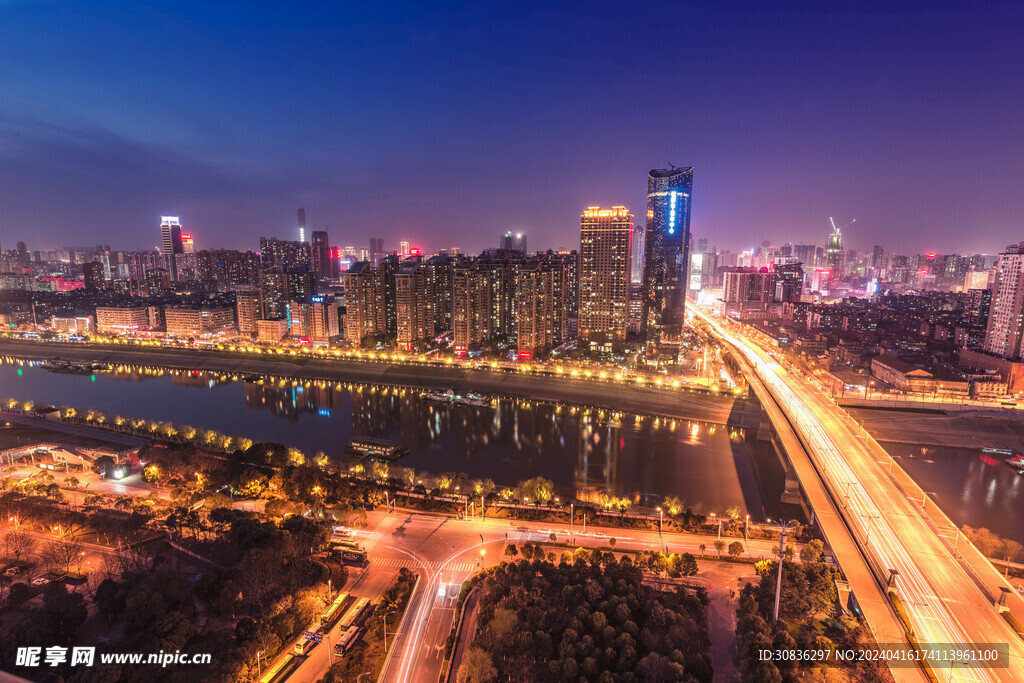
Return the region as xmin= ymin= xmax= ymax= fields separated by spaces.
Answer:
xmin=2 ymin=2 xmax=1024 ymax=254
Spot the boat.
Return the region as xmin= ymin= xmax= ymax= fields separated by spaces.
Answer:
xmin=40 ymin=360 xmax=94 ymax=375
xmin=1005 ymin=455 xmax=1024 ymax=473
xmin=982 ymin=447 xmax=1015 ymax=456
xmin=421 ymin=389 xmax=491 ymax=407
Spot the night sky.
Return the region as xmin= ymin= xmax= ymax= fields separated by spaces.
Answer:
xmin=1 ymin=1 xmax=1021 ymax=255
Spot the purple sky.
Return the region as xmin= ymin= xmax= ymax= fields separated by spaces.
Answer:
xmin=1 ymin=1 xmax=1022 ymax=256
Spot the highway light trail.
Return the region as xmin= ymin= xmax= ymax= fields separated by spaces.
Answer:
xmin=695 ymin=307 xmax=1012 ymax=682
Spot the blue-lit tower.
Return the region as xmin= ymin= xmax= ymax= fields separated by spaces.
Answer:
xmin=641 ymin=166 xmax=693 ymax=361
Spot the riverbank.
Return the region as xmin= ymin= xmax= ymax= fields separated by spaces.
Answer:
xmin=849 ymin=405 xmax=1024 ymax=450
xmin=0 ymin=340 xmax=762 ymax=428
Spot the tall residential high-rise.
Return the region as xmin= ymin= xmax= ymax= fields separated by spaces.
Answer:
xmin=82 ymin=261 xmax=105 ymax=291
xmin=579 ymin=206 xmax=633 ymax=353
xmin=399 ymin=241 xmax=411 ymax=257
xmin=160 ymin=216 xmax=183 ymax=282
xmin=181 ymin=233 xmax=195 ymax=254
xmin=343 ymin=262 xmax=384 ymax=346
xmin=774 ymin=261 xmax=805 ymax=303
xmin=297 ymin=208 xmax=307 ymax=243
xmin=235 ymin=286 xmax=263 ymax=335
xmin=259 ymin=237 xmax=312 ymax=272
xmin=260 ymin=267 xmax=291 ymax=320
xmin=395 ymin=262 xmax=435 ymax=350
xmin=453 ymin=263 xmax=492 ymax=353
xmin=983 ymin=243 xmax=1024 ymax=359
xmin=311 ymin=230 xmax=332 ymax=279
xmin=500 ymin=231 xmax=527 ymax=253
xmin=641 ymin=167 xmax=693 ymax=357
xmin=516 ymin=261 xmax=554 ymax=359
xmin=872 ymin=245 xmax=885 ymax=269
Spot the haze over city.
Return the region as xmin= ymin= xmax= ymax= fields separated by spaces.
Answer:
xmin=2 ymin=1 xmax=1023 ymax=254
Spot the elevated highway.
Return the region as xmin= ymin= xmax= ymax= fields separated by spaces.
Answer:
xmin=694 ymin=306 xmax=1024 ymax=682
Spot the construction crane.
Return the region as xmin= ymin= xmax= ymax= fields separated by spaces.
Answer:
xmin=829 ymin=216 xmax=855 ymax=233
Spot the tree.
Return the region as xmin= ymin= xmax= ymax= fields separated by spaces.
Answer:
xmin=679 ymin=552 xmax=699 ymax=577
xmin=457 ymin=646 xmax=496 ymax=683
xmin=698 ymin=543 xmax=706 ymax=557
xmin=1000 ymin=539 xmax=1023 ymax=575
xmin=44 ymin=538 xmax=83 ymax=573
xmin=549 ymin=532 xmax=558 ymax=544
xmin=504 ymin=544 xmax=518 ymax=560
xmin=728 ymin=541 xmax=744 ymax=560
xmin=3 ymin=529 xmax=37 ymax=561
xmin=799 ymin=539 xmax=824 ymax=563
xmin=713 ymin=540 xmax=725 ymax=557
xmin=608 ymin=537 xmax=616 ymax=549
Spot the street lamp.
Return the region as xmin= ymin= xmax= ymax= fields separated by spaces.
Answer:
xmin=255 ymin=650 xmax=264 ymax=676
xmin=772 ymin=519 xmax=799 ymax=622
xmin=382 ymin=609 xmax=397 ymax=651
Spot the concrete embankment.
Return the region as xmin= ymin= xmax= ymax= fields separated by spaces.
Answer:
xmin=0 ymin=340 xmax=763 ymax=428
xmin=848 ymin=406 xmax=1024 ymax=450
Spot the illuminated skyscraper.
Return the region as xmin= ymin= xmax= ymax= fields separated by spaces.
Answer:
xmin=826 ymin=220 xmax=845 ymax=275
xmin=297 ymin=208 xmax=307 ymax=243
xmin=160 ymin=216 xmax=183 ymax=282
xmin=579 ymin=206 xmax=633 ymax=353
xmin=641 ymin=167 xmax=692 ymax=359
xmin=181 ymin=233 xmax=195 ymax=253
xmin=500 ymin=231 xmax=527 ymax=253
xmin=311 ymin=230 xmax=331 ymax=279
xmin=983 ymin=244 xmax=1024 ymax=359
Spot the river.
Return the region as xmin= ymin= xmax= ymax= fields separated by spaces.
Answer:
xmin=0 ymin=359 xmax=792 ymax=521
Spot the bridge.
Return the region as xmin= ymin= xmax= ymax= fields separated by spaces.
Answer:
xmin=692 ymin=306 xmax=1024 ymax=682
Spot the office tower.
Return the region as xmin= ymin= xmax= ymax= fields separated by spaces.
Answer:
xmin=630 ymin=225 xmax=646 ymax=284
xmin=453 ymin=264 xmax=492 ymax=352
xmin=516 ymin=261 xmax=554 ymax=359
xmin=966 ymin=288 xmax=992 ymax=330
xmin=825 ymin=222 xmax=844 ymax=274
xmin=343 ymin=262 xmax=384 ymax=346
xmin=259 ymin=237 xmax=312 ymax=272
xmin=688 ymin=253 xmax=704 ymax=292
xmin=395 ymin=262 xmax=435 ymax=350
xmin=399 ymin=241 xmax=410 ymax=257
xmin=872 ymin=245 xmax=884 ymax=269
xmin=641 ymin=167 xmax=693 ymax=357
xmin=82 ymin=261 xmax=105 ymax=291
xmin=260 ymin=267 xmax=291 ymax=319
xmin=235 ymin=286 xmax=263 ymax=335
xmin=311 ymin=230 xmax=331 ymax=279
xmin=500 ymin=231 xmax=527 ymax=253
xmin=181 ymin=233 xmax=195 ymax=254
xmin=297 ymin=208 xmax=307 ymax=243
xmin=160 ymin=216 xmax=183 ymax=282
xmin=774 ymin=261 xmax=805 ymax=303
xmin=579 ymin=206 xmax=633 ymax=352
xmin=983 ymin=244 xmax=1024 ymax=358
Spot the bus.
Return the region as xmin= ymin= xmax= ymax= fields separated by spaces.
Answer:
xmin=258 ymin=654 xmax=293 ymax=683
xmin=330 ymin=539 xmax=364 ymax=551
xmin=332 ymin=547 xmax=368 ymax=565
xmin=333 ymin=626 xmax=364 ymax=656
xmin=338 ymin=597 xmax=372 ymax=631
xmin=319 ymin=591 xmax=350 ymax=631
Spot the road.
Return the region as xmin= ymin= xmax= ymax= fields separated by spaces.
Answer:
xmin=695 ymin=307 xmax=1024 ymax=681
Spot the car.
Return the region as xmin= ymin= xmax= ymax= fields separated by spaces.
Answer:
xmin=4 ymin=566 xmax=24 ymax=576
xmin=31 ymin=577 xmax=49 ymax=586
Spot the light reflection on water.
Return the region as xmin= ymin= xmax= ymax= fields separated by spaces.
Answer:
xmin=0 ymin=360 xmax=788 ymax=519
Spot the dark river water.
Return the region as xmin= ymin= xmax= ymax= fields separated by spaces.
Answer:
xmin=0 ymin=360 xmax=794 ymax=521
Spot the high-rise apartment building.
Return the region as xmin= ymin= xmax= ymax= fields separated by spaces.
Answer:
xmin=579 ymin=206 xmax=633 ymax=353
xmin=160 ymin=216 xmax=183 ymax=282
xmin=399 ymin=241 xmax=411 ymax=257
xmin=983 ymin=244 xmax=1024 ymax=359
xmin=395 ymin=262 xmax=435 ymax=350
xmin=516 ymin=261 xmax=554 ymax=359
xmin=181 ymin=233 xmax=195 ymax=254
xmin=82 ymin=261 xmax=105 ymax=291
xmin=259 ymin=237 xmax=312 ymax=272
xmin=343 ymin=262 xmax=384 ymax=346
xmin=309 ymin=295 xmax=341 ymax=343
xmin=260 ymin=267 xmax=291 ymax=320
xmin=774 ymin=261 xmax=805 ymax=303
xmin=235 ymin=286 xmax=263 ymax=335
xmin=423 ymin=254 xmax=460 ymax=332
xmin=453 ymin=264 xmax=492 ymax=353
xmin=641 ymin=167 xmax=692 ymax=358
xmin=723 ymin=268 xmax=776 ymax=304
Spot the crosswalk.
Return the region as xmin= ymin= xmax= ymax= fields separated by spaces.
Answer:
xmin=371 ymin=556 xmax=480 ymax=573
